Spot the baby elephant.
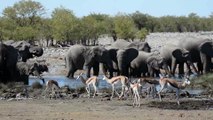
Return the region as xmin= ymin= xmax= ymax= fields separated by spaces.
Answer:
xmin=16 ymin=62 xmax=48 ymax=84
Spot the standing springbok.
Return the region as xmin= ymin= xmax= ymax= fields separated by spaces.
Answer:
xmin=45 ymin=80 xmax=60 ymax=99
xmin=103 ymin=75 xmax=129 ymax=100
xmin=158 ymin=74 xmax=190 ymax=105
xmin=76 ymin=73 xmax=99 ymax=98
xmin=130 ymin=82 xmax=142 ymax=107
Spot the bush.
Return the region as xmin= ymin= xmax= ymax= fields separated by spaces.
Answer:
xmin=191 ymin=74 xmax=213 ymax=96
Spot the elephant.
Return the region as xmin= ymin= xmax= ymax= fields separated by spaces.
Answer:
xmin=110 ymin=39 xmax=151 ymax=52
xmin=0 ymin=41 xmax=44 ymax=84
xmin=4 ymin=40 xmax=43 ymax=62
xmin=16 ymin=62 xmax=48 ymax=84
xmin=0 ymin=43 xmax=20 ymax=83
xmin=130 ymin=51 xmax=169 ymax=77
xmin=102 ymin=47 xmax=139 ymax=77
xmin=177 ymin=38 xmax=213 ymax=74
xmin=160 ymin=44 xmax=198 ymax=77
xmin=65 ymin=45 xmax=114 ymax=78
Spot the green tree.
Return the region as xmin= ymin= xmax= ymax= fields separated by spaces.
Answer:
xmin=51 ymin=7 xmax=78 ymax=44
xmin=114 ymin=14 xmax=137 ymax=40
xmin=2 ymin=0 xmax=45 ymax=41
xmin=135 ymin=28 xmax=149 ymax=41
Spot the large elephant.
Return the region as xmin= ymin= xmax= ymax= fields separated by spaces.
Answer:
xmin=130 ymin=51 xmax=169 ymax=77
xmin=16 ymin=62 xmax=48 ymax=84
xmin=103 ymin=47 xmax=139 ymax=77
xmin=160 ymin=44 xmax=198 ymax=77
xmin=111 ymin=39 xmax=151 ymax=52
xmin=0 ymin=41 xmax=44 ymax=84
xmin=65 ymin=45 xmax=113 ymax=78
xmin=178 ymin=38 xmax=213 ymax=74
xmin=4 ymin=40 xmax=43 ymax=62
xmin=0 ymin=43 xmax=20 ymax=83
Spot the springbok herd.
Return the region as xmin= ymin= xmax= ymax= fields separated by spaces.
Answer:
xmin=45 ymin=73 xmax=191 ymax=107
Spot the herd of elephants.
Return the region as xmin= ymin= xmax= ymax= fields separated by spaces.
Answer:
xmin=0 ymin=37 xmax=213 ymax=85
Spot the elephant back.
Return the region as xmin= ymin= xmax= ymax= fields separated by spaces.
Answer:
xmin=127 ymin=41 xmax=151 ymax=52
xmin=111 ymin=39 xmax=130 ymax=49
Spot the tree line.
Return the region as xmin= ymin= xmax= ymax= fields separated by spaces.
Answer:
xmin=0 ymin=0 xmax=213 ymax=46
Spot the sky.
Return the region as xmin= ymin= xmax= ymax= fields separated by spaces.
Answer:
xmin=0 ymin=0 xmax=213 ymax=17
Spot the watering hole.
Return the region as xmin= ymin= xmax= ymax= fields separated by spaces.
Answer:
xmin=29 ymin=74 xmax=203 ymax=96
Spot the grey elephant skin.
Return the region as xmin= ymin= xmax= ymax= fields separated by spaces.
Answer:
xmin=104 ymin=40 xmax=150 ymax=77
xmin=16 ymin=62 xmax=48 ymax=84
xmin=0 ymin=42 xmax=20 ymax=83
xmin=177 ymin=38 xmax=213 ymax=74
xmin=65 ymin=45 xmax=113 ymax=78
xmin=130 ymin=51 xmax=168 ymax=77
xmin=4 ymin=40 xmax=43 ymax=62
xmin=111 ymin=39 xmax=151 ymax=52
xmin=0 ymin=41 xmax=44 ymax=84
xmin=160 ymin=44 xmax=198 ymax=76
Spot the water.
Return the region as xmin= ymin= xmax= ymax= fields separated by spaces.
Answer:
xmin=29 ymin=74 xmax=203 ymax=95
xmin=29 ymin=75 xmax=112 ymax=89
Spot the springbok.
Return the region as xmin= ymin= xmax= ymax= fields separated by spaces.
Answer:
xmin=45 ymin=80 xmax=60 ymax=99
xmin=103 ymin=75 xmax=129 ymax=100
xmin=76 ymin=73 xmax=99 ymax=98
xmin=158 ymin=74 xmax=190 ymax=105
xmin=137 ymin=77 xmax=159 ymax=98
xmin=130 ymin=82 xmax=142 ymax=107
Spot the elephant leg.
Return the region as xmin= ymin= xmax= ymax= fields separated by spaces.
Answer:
xmin=171 ymin=60 xmax=177 ymax=76
xmin=67 ymin=63 xmax=76 ymax=78
xmin=203 ymin=56 xmax=211 ymax=74
xmin=85 ymin=66 xmax=92 ymax=78
xmin=67 ymin=68 xmax=76 ymax=78
xmin=178 ymin=63 xmax=184 ymax=77
xmin=197 ymin=62 xmax=203 ymax=74
xmin=93 ymin=62 xmax=99 ymax=76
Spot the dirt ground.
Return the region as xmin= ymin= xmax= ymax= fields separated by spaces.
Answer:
xmin=0 ymin=95 xmax=212 ymax=120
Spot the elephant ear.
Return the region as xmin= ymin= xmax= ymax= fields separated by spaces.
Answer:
xmin=172 ymin=49 xmax=182 ymax=60
xmin=199 ymin=41 xmax=213 ymax=56
xmin=123 ymin=48 xmax=139 ymax=63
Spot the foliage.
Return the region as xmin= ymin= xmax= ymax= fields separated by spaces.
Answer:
xmin=2 ymin=0 xmax=45 ymax=41
xmin=135 ymin=28 xmax=149 ymax=41
xmin=51 ymin=7 xmax=78 ymax=42
xmin=114 ymin=14 xmax=137 ymax=40
xmin=1 ymin=1 xmax=213 ymax=44
xmin=191 ymin=74 xmax=213 ymax=95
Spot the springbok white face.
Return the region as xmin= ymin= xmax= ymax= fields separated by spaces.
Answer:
xmin=76 ymin=75 xmax=80 ymax=80
xmin=159 ymin=74 xmax=164 ymax=79
xmin=184 ymin=76 xmax=191 ymax=85
xmin=76 ymin=73 xmax=84 ymax=80
xmin=103 ymin=75 xmax=106 ymax=80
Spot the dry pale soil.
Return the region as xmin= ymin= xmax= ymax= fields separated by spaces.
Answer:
xmin=0 ymin=95 xmax=212 ymax=120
